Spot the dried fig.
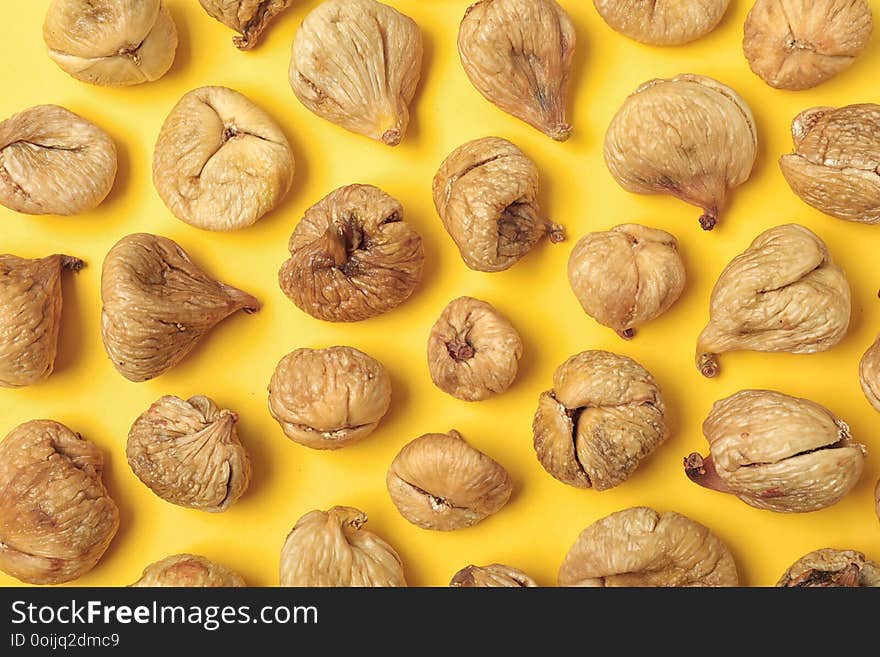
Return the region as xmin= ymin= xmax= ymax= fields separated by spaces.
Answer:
xmin=0 ymin=105 xmax=117 ymax=215
xmin=779 ymin=104 xmax=880 ymax=224
xmin=696 ymin=224 xmax=850 ymax=378
xmin=859 ymin=335 xmax=880 ymax=412
xmin=777 ymin=548 xmax=880 ymax=587
xmin=0 ymin=420 xmax=118 ymax=584
xmin=127 ymin=396 xmax=250 ymax=512
xmin=131 ymin=554 xmax=245 ymax=587
xmin=533 ymin=350 xmax=667 ymax=490
xmin=199 ymin=0 xmax=291 ymax=50
xmin=279 ymin=184 xmax=424 ymax=322
xmin=744 ymin=0 xmax=873 ymax=90
xmin=450 ymin=563 xmax=538 ymax=587
xmin=558 ymin=507 xmax=739 ymax=587
xmin=268 ymin=346 xmax=391 ymax=450
xmin=0 ymin=254 xmax=84 ymax=388
xmin=280 ymin=506 xmax=406 ymax=587
xmin=153 ymin=86 xmax=294 ymax=231
xmin=458 ymin=0 xmax=575 ymax=140
xmin=876 ymin=479 xmax=880 ymax=521
xmin=604 ymin=74 xmax=757 ymax=231
xmin=433 ymin=137 xmax=564 ymax=272
xmin=43 ymin=0 xmax=177 ymax=86
xmin=596 ymin=0 xmax=730 ymax=46
xmin=386 ymin=430 xmax=512 ymax=531
xmin=567 ymin=224 xmax=685 ymax=338
xmin=685 ymin=390 xmax=866 ymax=513
xmin=101 ymin=233 xmax=260 ymax=382
xmin=427 ymin=296 xmax=522 ymax=401
xmin=289 ymin=0 xmax=422 ymax=145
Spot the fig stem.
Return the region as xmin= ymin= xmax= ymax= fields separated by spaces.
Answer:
xmin=684 ymin=452 xmax=731 ymax=493
xmin=699 ymin=212 xmax=717 ymax=231
xmin=698 ymin=353 xmax=718 ymax=378
xmin=617 ymin=328 xmax=635 ymax=340
xmin=546 ymin=221 xmax=565 ymax=243
xmin=547 ymin=123 xmax=572 ymax=142
xmin=60 ymin=255 xmax=85 ymax=272
xmin=382 ymin=128 xmax=402 ymax=146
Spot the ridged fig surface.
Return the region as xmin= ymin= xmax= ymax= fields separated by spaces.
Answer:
xmin=131 ymin=554 xmax=245 ymax=587
xmin=595 ymin=0 xmax=731 ymax=46
xmin=777 ymin=548 xmax=880 ymax=587
xmin=450 ymin=563 xmax=538 ymax=587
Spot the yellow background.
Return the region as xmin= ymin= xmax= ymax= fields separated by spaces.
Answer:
xmin=2 ymin=0 xmax=879 ymax=588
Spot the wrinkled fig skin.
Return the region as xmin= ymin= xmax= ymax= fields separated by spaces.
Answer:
xmin=43 ymin=0 xmax=178 ymax=87
xmin=558 ymin=507 xmax=739 ymax=587
xmin=131 ymin=554 xmax=246 ymax=587
xmin=604 ymin=75 xmax=757 ymax=231
xmin=387 ymin=430 xmax=513 ymax=531
xmin=777 ymin=549 xmax=880 ymax=587
xmin=279 ymin=184 xmax=424 ymax=322
xmin=127 ymin=396 xmax=251 ymax=512
xmin=289 ymin=0 xmax=422 ymax=145
xmin=268 ymin=347 xmax=391 ymax=450
xmin=153 ymin=86 xmax=294 ymax=231
xmin=0 ymin=254 xmax=84 ymax=388
xmin=568 ymin=224 xmax=685 ymax=338
xmin=427 ymin=297 xmax=523 ymax=401
xmin=199 ymin=0 xmax=292 ymax=50
xmin=595 ymin=0 xmax=731 ymax=46
xmin=685 ymin=390 xmax=866 ymax=513
xmin=696 ymin=224 xmax=850 ymax=378
xmin=450 ymin=563 xmax=538 ymax=587
xmin=859 ymin=336 xmax=880 ymax=412
xmin=101 ymin=233 xmax=260 ymax=382
xmin=0 ymin=105 xmax=117 ymax=216
xmin=458 ymin=0 xmax=575 ymax=140
xmin=876 ymin=478 xmax=880 ymax=521
xmin=433 ymin=137 xmax=564 ymax=272
xmin=744 ymin=0 xmax=873 ymax=90
xmin=780 ymin=104 xmax=880 ymax=224
xmin=533 ymin=351 xmax=667 ymax=490
xmin=280 ymin=506 xmax=406 ymax=587
xmin=0 ymin=420 xmax=119 ymax=585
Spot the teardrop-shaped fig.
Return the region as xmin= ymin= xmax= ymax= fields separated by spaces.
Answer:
xmin=595 ymin=0 xmax=730 ymax=46
xmin=604 ymin=74 xmax=757 ymax=231
xmin=131 ymin=554 xmax=246 ymax=587
xmin=777 ymin=548 xmax=880 ymax=587
xmin=199 ymin=0 xmax=291 ymax=50
xmin=101 ymin=233 xmax=260 ymax=382
xmin=289 ymin=0 xmax=422 ymax=145
xmin=458 ymin=0 xmax=575 ymax=140
xmin=450 ymin=563 xmax=538 ymax=587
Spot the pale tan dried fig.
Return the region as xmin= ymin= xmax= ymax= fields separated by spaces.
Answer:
xmin=131 ymin=554 xmax=245 ymax=587
xmin=458 ymin=0 xmax=575 ymax=140
xmin=101 ymin=233 xmax=260 ymax=382
xmin=558 ymin=507 xmax=739 ymax=587
xmin=0 ymin=420 xmax=118 ymax=584
xmin=778 ymin=548 xmax=880 ymax=587
xmin=199 ymin=0 xmax=291 ymax=50
xmin=568 ymin=224 xmax=685 ymax=338
xmin=533 ymin=350 xmax=667 ymax=490
xmin=289 ymin=0 xmax=422 ymax=145
xmin=696 ymin=224 xmax=850 ymax=378
xmin=387 ymin=430 xmax=512 ymax=531
xmin=876 ymin=479 xmax=880 ymax=521
xmin=595 ymin=0 xmax=731 ymax=45
xmin=744 ymin=0 xmax=872 ymax=90
xmin=279 ymin=184 xmax=424 ymax=322
xmin=685 ymin=390 xmax=866 ymax=513
xmin=450 ymin=563 xmax=538 ymax=587
xmin=280 ymin=506 xmax=406 ymax=587
xmin=859 ymin=335 xmax=880 ymax=412
xmin=0 ymin=105 xmax=117 ymax=215
xmin=604 ymin=74 xmax=757 ymax=230
xmin=127 ymin=396 xmax=250 ymax=512
xmin=43 ymin=0 xmax=177 ymax=86
xmin=268 ymin=347 xmax=391 ymax=450
xmin=780 ymin=104 xmax=880 ymax=223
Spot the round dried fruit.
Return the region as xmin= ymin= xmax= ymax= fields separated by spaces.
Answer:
xmin=386 ymin=430 xmax=513 ymax=531
xmin=859 ymin=335 xmax=880 ymax=412
xmin=604 ymin=74 xmax=757 ymax=231
xmin=0 ymin=105 xmax=117 ymax=215
xmin=777 ymin=549 xmax=880 ymax=587
xmin=533 ymin=350 xmax=667 ymax=490
xmin=0 ymin=420 xmax=118 ymax=584
xmin=279 ymin=184 xmax=424 ymax=322
xmin=280 ymin=506 xmax=406 ymax=587
xmin=131 ymin=554 xmax=245 ymax=587
xmin=199 ymin=0 xmax=291 ymax=50
xmin=268 ymin=346 xmax=391 ymax=450
xmin=450 ymin=563 xmax=538 ymax=587
xmin=595 ymin=0 xmax=730 ymax=45
xmin=685 ymin=390 xmax=866 ymax=513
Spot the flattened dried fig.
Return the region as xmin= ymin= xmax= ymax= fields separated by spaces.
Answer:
xmin=780 ymin=104 xmax=880 ymax=223
xmin=558 ymin=507 xmax=739 ymax=587
xmin=280 ymin=506 xmax=406 ymax=587
xmin=43 ymin=0 xmax=177 ymax=86
xmin=458 ymin=0 xmax=575 ymax=140
xmin=778 ymin=548 xmax=880 ymax=587
xmin=595 ymin=0 xmax=730 ymax=45
xmin=386 ymin=430 xmax=512 ymax=531
xmin=153 ymin=86 xmax=294 ymax=231
xmin=568 ymin=224 xmax=685 ymax=338
xmin=533 ymin=350 xmax=667 ymax=490
xmin=604 ymin=74 xmax=757 ymax=231
xmin=744 ymin=0 xmax=873 ymax=90
xmin=685 ymin=390 xmax=866 ymax=513
xmin=289 ymin=0 xmax=422 ymax=145
xmin=131 ymin=554 xmax=245 ymax=587
xmin=101 ymin=233 xmax=260 ymax=382
xmin=199 ymin=0 xmax=291 ymax=50
xmin=859 ymin=335 xmax=880 ymax=412
xmin=268 ymin=346 xmax=391 ymax=450
xmin=279 ymin=184 xmax=424 ymax=322
xmin=0 ymin=105 xmax=117 ymax=215
xmin=0 ymin=254 xmax=83 ymax=388
xmin=450 ymin=563 xmax=538 ymax=587
xmin=127 ymin=396 xmax=251 ymax=512
xmin=0 ymin=420 xmax=118 ymax=584
xmin=696 ymin=224 xmax=850 ymax=378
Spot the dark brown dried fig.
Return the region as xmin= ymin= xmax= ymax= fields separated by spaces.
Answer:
xmin=199 ymin=0 xmax=291 ymax=50
xmin=131 ymin=554 xmax=245 ymax=587
xmin=777 ymin=549 xmax=880 ymax=587
xmin=450 ymin=563 xmax=538 ymax=587
xmin=595 ymin=0 xmax=731 ymax=46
